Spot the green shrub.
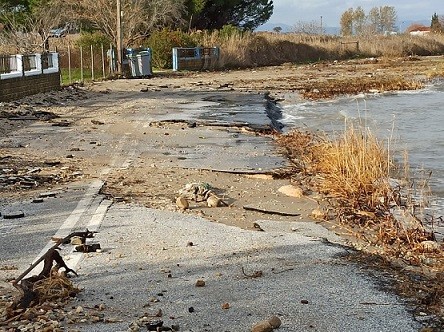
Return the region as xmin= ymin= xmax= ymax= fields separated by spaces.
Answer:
xmin=146 ymin=29 xmax=197 ymax=69
xmin=218 ymin=24 xmax=244 ymax=40
xmin=75 ymin=32 xmax=111 ymax=50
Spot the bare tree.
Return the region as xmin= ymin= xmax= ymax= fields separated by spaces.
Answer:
xmin=340 ymin=6 xmax=397 ymax=36
xmin=293 ymin=20 xmax=324 ymax=35
xmin=0 ymin=1 xmax=66 ymax=53
xmin=368 ymin=6 xmax=397 ymax=34
xmin=63 ymin=0 xmax=186 ymax=47
xmin=367 ymin=7 xmax=381 ymax=34
xmin=353 ymin=6 xmax=365 ymax=35
xmin=340 ymin=8 xmax=353 ymax=36
xmin=380 ymin=6 xmax=397 ymax=33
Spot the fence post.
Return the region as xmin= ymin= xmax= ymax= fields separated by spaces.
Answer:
xmin=101 ymin=43 xmax=105 ymax=79
xmin=80 ymin=46 xmax=84 ymax=82
xmin=17 ymin=55 xmax=24 ymax=77
xmin=91 ymin=45 xmax=94 ymax=81
xmin=68 ymin=44 xmax=72 ymax=84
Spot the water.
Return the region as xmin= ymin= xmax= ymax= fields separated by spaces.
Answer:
xmin=279 ymin=81 xmax=444 ymax=223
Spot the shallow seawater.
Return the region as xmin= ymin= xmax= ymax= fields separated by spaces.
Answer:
xmin=280 ymin=81 xmax=444 ymax=226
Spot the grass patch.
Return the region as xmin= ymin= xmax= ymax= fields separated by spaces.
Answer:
xmin=60 ymin=67 xmax=109 ymax=85
xmin=60 ymin=68 xmax=91 ymax=85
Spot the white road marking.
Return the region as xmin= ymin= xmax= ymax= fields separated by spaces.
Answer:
xmin=29 ymin=180 xmax=105 ymax=274
xmin=25 ymin=129 xmax=138 ymax=277
xmin=64 ymin=199 xmax=113 ymax=270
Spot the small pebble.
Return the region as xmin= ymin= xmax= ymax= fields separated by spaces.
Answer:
xmin=221 ymin=302 xmax=230 ymax=310
xmin=195 ymin=279 xmax=206 ymax=287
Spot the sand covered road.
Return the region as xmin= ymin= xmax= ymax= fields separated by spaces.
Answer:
xmin=1 ymin=56 xmax=444 ymax=331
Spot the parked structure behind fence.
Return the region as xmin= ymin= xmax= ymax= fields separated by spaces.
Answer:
xmin=172 ymin=47 xmax=220 ymax=71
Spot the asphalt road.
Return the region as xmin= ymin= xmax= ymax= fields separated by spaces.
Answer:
xmin=0 ymin=88 xmax=423 ymax=331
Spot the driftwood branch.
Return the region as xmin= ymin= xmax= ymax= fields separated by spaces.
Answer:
xmin=12 ymin=229 xmax=95 ymax=286
xmin=9 ymin=229 xmax=95 ymax=311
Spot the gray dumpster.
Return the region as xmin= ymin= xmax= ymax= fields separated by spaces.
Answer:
xmin=127 ymin=48 xmax=152 ymax=77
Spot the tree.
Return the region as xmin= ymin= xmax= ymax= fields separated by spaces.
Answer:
xmin=340 ymin=6 xmax=397 ymax=36
xmin=190 ymin=0 xmax=273 ymax=31
xmin=184 ymin=0 xmax=206 ymax=30
xmin=293 ymin=20 xmax=324 ymax=35
xmin=0 ymin=0 xmax=30 ymax=27
xmin=368 ymin=6 xmax=396 ymax=34
xmin=272 ymin=26 xmax=282 ymax=33
xmin=379 ymin=6 xmax=397 ymax=33
xmin=367 ymin=7 xmax=381 ymax=34
xmin=353 ymin=6 xmax=365 ymax=35
xmin=0 ymin=0 xmax=66 ymax=52
xmin=431 ymin=13 xmax=443 ymax=33
xmin=64 ymin=0 xmax=186 ymax=47
xmin=340 ymin=8 xmax=353 ymax=36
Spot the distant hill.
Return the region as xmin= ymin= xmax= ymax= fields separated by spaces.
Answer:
xmin=256 ymin=22 xmax=340 ymax=35
xmin=255 ymin=22 xmax=293 ymax=32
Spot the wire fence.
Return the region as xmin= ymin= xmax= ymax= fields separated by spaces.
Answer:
xmin=58 ymin=43 xmax=116 ymax=84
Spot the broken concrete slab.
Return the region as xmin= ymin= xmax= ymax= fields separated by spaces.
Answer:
xmin=254 ymin=219 xmax=346 ymax=245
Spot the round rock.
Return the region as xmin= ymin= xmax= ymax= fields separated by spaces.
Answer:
xmin=268 ymin=315 xmax=282 ymax=328
xmin=251 ymin=320 xmax=273 ymax=332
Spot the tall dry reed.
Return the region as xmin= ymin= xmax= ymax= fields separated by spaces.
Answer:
xmin=312 ymin=124 xmax=391 ymax=210
xmin=195 ymin=31 xmax=444 ymax=68
xmin=3 ymin=30 xmax=444 ymax=70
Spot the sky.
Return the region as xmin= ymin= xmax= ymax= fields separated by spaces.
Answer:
xmin=268 ymin=0 xmax=442 ymax=28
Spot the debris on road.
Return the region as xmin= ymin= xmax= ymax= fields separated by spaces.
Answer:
xmin=175 ymin=196 xmax=189 ymax=211
xmin=2 ymin=229 xmax=98 ymax=327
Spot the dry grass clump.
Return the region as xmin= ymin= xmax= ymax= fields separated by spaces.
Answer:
xmin=277 ymin=126 xmax=391 ymax=210
xmin=278 ymin=126 xmax=443 ymax=269
xmin=33 ymin=271 xmax=80 ymax=303
xmin=426 ymin=62 xmax=444 ymax=79
xmin=195 ymin=31 xmax=444 ymax=69
xmin=311 ymin=125 xmax=391 ymax=211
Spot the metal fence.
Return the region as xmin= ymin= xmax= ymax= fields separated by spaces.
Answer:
xmin=58 ymin=44 xmax=219 ymax=84
xmin=0 ymin=55 xmax=18 ymax=74
xmin=0 ymin=52 xmax=59 ymax=79
xmin=172 ymin=47 xmax=220 ymax=71
xmin=58 ymin=44 xmax=115 ymax=84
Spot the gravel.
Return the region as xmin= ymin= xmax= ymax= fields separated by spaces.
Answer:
xmin=68 ymin=203 xmax=421 ymax=332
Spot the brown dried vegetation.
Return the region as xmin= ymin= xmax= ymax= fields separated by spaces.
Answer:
xmin=278 ymin=127 xmax=444 ymax=319
xmin=301 ymin=76 xmax=423 ymax=99
xmin=277 ymin=127 xmax=444 ymax=266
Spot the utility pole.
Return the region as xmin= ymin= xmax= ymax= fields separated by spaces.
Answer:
xmin=320 ymin=16 xmax=323 ymax=34
xmin=116 ymin=0 xmax=123 ymax=75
